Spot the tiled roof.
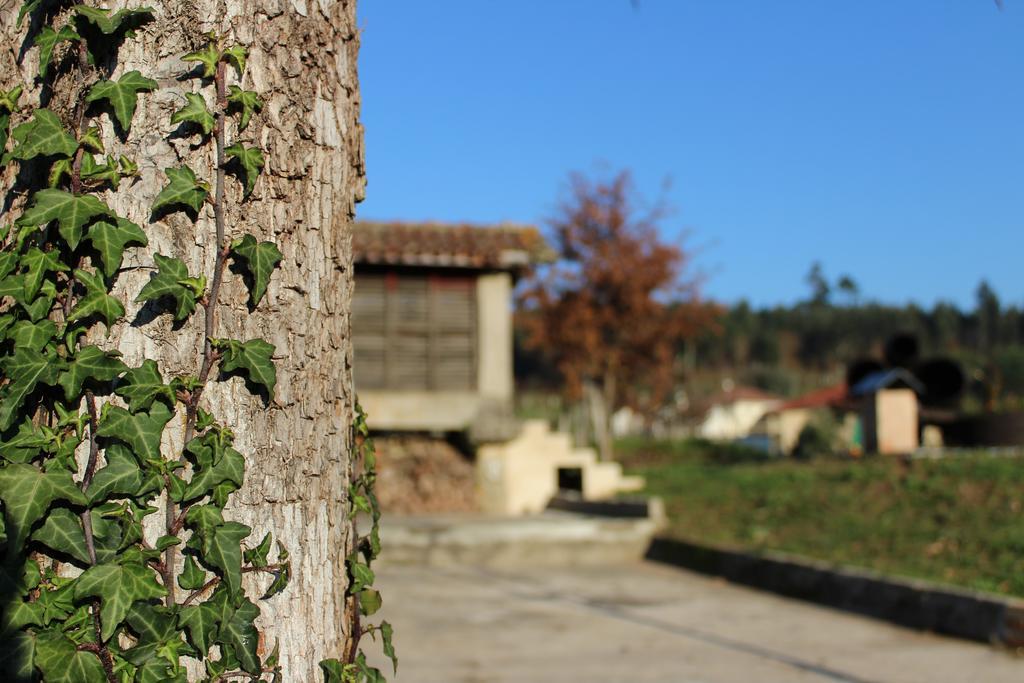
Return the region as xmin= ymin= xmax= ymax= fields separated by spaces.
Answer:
xmin=353 ymin=221 xmax=554 ymax=270
xmin=773 ymin=384 xmax=848 ymax=412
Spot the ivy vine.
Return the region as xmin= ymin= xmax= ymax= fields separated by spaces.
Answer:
xmin=0 ymin=5 xmax=392 ymax=682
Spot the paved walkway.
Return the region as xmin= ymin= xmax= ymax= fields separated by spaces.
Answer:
xmin=365 ymin=562 xmax=1022 ymax=683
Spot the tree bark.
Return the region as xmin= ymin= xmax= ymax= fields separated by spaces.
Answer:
xmin=1 ymin=1 xmax=365 ymax=679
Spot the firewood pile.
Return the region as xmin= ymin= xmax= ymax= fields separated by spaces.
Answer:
xmin=373 ymin=435 xmax=479 ymax=514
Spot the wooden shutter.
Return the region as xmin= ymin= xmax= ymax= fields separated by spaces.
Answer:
xmin=352 ymin=274 xmax=386 ymax=389
xmin=431 ymin=277 xmax=475 ymax=390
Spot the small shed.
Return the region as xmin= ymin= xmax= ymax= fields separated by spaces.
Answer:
xmin=351 ymin=221 xmax=552 ymax=442
xmin=851 ymin=369 xmax=924 ymax=455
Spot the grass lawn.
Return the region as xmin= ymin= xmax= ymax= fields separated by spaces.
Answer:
xmin=618 ymin=437 xmax=1024 ymax=597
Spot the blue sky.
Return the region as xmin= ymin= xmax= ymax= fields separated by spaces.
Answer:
xmin=356 ymin=1 xmax=1024 ymax=309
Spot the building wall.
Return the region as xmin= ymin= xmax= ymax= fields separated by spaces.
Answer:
xmin=357 ymin=270 xmax=517 ymax=441
xmin=699 ymin=399 xmax=780 ymax=441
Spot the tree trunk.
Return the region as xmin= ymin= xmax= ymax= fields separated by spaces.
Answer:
xmin=585 ymin=380 xmax=613 ymax=462
xmin=1 ymin=1 xmax=366 ymax=680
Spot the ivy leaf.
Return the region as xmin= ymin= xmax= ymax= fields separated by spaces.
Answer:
xmin=34 ymin=631 xmax=106 ymax=683
xmin=96 ymin=401 xmax=173 ymax=462
xmin=73 ymin=5 xmax=155 ymax=35
xmin=21 ymin=280 xmax=58 ymax=323
xmin=215 ymin=338 xmax=276 ymax=398
xmin=85 ymin=218 xmax=148 ymax=277
xmin=231 ymin=234 xmax=281 ymax=307
xmin=86 ymin=70 xmax=157 ymax=132
xmin=31 ymin=507 xmax=89 ymax=565
xmin=3 ymin=109 xmax=77 ymax=163
xmin=68 ymin=268 xmax=125 ymax=330
xmin=86 ymin=444 xmax=143 ymax=504
xmin=152 ymin=165 xmax=208 ymax=215
xmin=182 ymin=43 xmax=220 ymax=78
xmin=33 ymin=25 xmax=81 ymax=79
xmin=227 ymin=86 xmax=262 ymax=132
xmin=135 ymin=253 xmax=200 ymax=321
xmin=47 ymin=157 xmax=72 ymax=187
xmin=170 ymin=92 xmax=214 ymax=135
xmin=381 ymin=621 xmax=398 ymax=674
xmin=9 ymin=319 xmax=57 ymax=352
xmin=219 ymin=597 xmax=261 ymax=674
xmin=20 ymin=247 xmax=67 ymax=301
xmin=178 ymin=554 xmax=206 ymax=591
xmin=58 ymin=344 xmax=128 ymax=400
xmin=75 ymin=560 xmax=167 ymax=641
xmin=201 ymin=521 xmax=250 ymax=595
xmin=222 ymin=44 xmax=247 ymax=76
xmin=182 ymin=439 xmax=244 ymax=502
xmin=16 ymin=188 xmax=111 ymax=250
xmin=0 ymin=464 xmax=86 ymax=549
xmin=79 ymin=126 xmax=104 ymax=153
xmin=358 ymin=588 xmax=382 ymax=616
xmin=80 ymin=153 xmax=122 ymax=189
xmin=114 ymin=359 xmax=176 ymax=413
xmin=243 ymin=532 xmax=271 ymax=568
xmin=178 ymin=603 xmax=217 ymax=654
xmin=0 ymin=419 xmax=49 ymax=464
xmin=224 ymin=142 xmax=263 ymax=197
xmin=185 ymin=504 xmax=224 ymax=535
xmin=0 ymin=348 xmax=60 ymax=431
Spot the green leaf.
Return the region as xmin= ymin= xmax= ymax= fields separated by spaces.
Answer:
xmin=152 ymin=165 xmax=208 ymax=215
xmin=319 ymin=659 xmax=346 ymax=683
xmin=178 ymin=603 xmax=217 ymax=653
xmin=381 ymin=621 xmax=398 ymax=674
xmin=219 ymin=597 xmax=261 ymax=674
xmin=185 ymin=503 xmax=224 ymax=535
xmin=114 ymin=359 xmax=176 ymax=413
xmin=73 ymin=5 xmax=155 ymax=35
xmin=16 ymin=188 xmax=111 ymax=250
xmin=231 ymin=234 xmax=281 ymax=307
xmin=33 ymin=25 xmax=81 ymax=78
xmin=222 ymin=44 xmax=247 ymax=76
xmin=58 ymin=344 xmax=128 ymax=400
xmin=135 ymin=253 xmax=200 ymax=321
xmin=34 ymin=630 xmax=107 ymax=683
xmin=68 ymin=268 xmax=125 ymax=330
xmin=243 ymin=532 xmax=271 ymax=568
xmin=47 ymin=157 xmax=72 ymax=186
xmin=182 ymin=43 xmax=220 ymax=78
xmin=358 ymin=588 xmax=381 ymax=616
xmin=0 ymin=348 xmax=60 ymax=430
xmin=182 ymin=439 xmax=244 ymax=502
xmin=21 ymin=280 xmax=57 ymax=322
xmin=0 ymin=85 xmax=22 ymax=113
xmin=227 ymin=86 xmax=262 ymax=132
xmin=202 ymin=521 xmax=250 ymax=595
xmin=0 ymin=419 xmax=48 ymax=464
xmin=170 ymin=92 xmax=214 ymax=135
xmin=225 ymin=142 xmax=264 ymax=197
xmin=80 ymin=153 xmax=122 ymax=189
xmin=31 ymin=507 xmax=89 ymax=564
xmin=86 ymin=444 xmax=144 ymax=503
xmin=178 ymin=554 xmax=206 ymax=590
xmin=96 ymin=401 xmax=173 ymax=462
xmin=75 ymin=560 xmax=167 ymax=641
xmin=20 ymin=247 xmax=67 ymax=301
xmin=85 ymin=217 xmax=148 ymax=277
xmin=9 ymin=319 xmax=57 ymax=352
xmin=4 ymin=109 xmax=76 ymax=162
xmin=216 ymin=338 xmax=276 ymax=397
xmin=0 ymin=464 xmax=86 ymax=549
xmin=349 ymin=556 xmax=374 ymax=592
xmin=79 ymin=126 xmax=104 ymax=153
xmin=86 ymin=70 xmax=157 ymax=131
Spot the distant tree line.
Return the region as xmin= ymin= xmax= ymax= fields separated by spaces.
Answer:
xmin=692 ymin=263 xmax=1024 ymax=409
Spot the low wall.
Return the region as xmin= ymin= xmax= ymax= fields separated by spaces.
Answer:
xmin=646 ymin=537 xmax=1024 ymax=648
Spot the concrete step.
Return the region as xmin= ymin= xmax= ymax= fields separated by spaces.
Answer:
xmin=377 ymin=511 xmax=657 ymax=568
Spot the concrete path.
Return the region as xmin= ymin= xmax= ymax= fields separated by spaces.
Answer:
xmin=365 ymin=561 xmax=1022 ymax=683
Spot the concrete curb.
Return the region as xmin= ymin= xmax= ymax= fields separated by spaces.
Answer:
xmin=646 ymin=537 xmax=1024 ymax=648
